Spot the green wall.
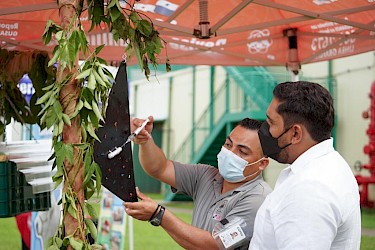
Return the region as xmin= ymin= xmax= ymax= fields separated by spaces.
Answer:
xmin=132 ymin=122 xmax=163 ymax=193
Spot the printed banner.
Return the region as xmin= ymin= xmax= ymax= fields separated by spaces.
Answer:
xmin=97 ymin=188 xmax=127 ymax=250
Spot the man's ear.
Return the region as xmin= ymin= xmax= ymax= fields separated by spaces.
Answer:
xmin=291 ymin=124 xmax=303 ymax=144
xmin=258 ymin=157 xmax=270 ymax=170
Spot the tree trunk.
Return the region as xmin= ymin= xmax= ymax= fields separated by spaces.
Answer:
xmin=58 ymin=0 xmax=85 ymax=245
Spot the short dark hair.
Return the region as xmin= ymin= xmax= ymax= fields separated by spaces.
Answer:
xmin=237 ymin=118 xmax=262 ymax=131
xmin=273 ymin=81 xmax=334 ymax=142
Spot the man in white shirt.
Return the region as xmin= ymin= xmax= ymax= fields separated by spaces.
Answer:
xmin=250 ymin=81 xmax=361 ymax=250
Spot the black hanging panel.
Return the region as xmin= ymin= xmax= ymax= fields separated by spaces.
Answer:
xmin=93 ymin=62 xmax=137 ymax=202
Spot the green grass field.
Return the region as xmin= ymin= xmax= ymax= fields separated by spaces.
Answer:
xmin=1 ymin=198 xmax=375 ymax=250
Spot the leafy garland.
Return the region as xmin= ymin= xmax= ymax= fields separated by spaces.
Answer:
xmin=36 ymin=0 xmax=168 ymax=249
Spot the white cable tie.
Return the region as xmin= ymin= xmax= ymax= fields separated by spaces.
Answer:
xmin=107 ymin=147 xmax=123 ymax=159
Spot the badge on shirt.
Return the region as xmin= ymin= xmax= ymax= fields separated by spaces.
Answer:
xmin=212 ymin=199 xmax=228 ymax=221
xmin=212 ymin=214 xmax=222 ymax=221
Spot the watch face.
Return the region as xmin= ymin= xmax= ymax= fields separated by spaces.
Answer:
xmin=150 ymin=217 xmax=161 ymax=226
xmin=150 ymin=206 xmax=165 ymax=226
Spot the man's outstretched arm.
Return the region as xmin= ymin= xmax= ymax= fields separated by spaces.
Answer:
xmin=132 ymin=116 xmax=176 ymax=188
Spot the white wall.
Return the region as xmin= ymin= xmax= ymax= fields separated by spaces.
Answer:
xmin=333 ymin=52 xmax=375 ymax=167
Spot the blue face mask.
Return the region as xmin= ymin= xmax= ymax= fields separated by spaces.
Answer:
xmin=217 ymin=147 xmax=264 ymax=183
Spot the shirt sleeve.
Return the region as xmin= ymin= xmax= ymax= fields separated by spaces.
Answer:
xmin=271 ymin=180 xmax=340 ymax=250
xmin=172 ymin=161 xmax=217 ymax=200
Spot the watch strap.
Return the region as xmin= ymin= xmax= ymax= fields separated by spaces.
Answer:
xmin=148 ymin=204 xmax=161 ymax=221
xmin=150 ymin=205 xmax=165 ymax=226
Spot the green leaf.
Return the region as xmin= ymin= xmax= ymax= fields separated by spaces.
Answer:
xmin=54 ymin=237 xmax=63 ymax=248
xmin=43 ymin=20 xmax=53 ymax=35
xmin=68 ymin=204 xmax=77 ymax=219
xmin=70 ymin=99 xmax=83 ymax=118
xmin=53 ymin=177 xmax=64 ymax=190
xmin=76 ymin=68 xmax=91 ymax=80
xmin=97 ymin=67 xmax=110 ymax=85
xmin=61 ymin=193 xmax=66 ymax=204
xmin=55 ymin=143 xmax=73 ymax=167
xmin=87 ymin=73 xmax=96 ymax=90
xmin=48 ymin=152 xmax=55 ymax=162
xmin=86 ymin=123 xmax=100 ymax=141
xmin=78 ymin=28 xmax=88 ymax=55
xmin=129 ymin=11 xmax=139 ymax=24
xmin=36 ymin=90 xmax=52 ymax=105
xmin=62 ymin=237 xmax=69 ymax=247
xmin=91 ymin=244 xmax=103 ymax=250
xmin=92 ymin=100 xmax=103 ymax=122
xmin=85 ymin=219 xmax=98 ymax=241
xmin=67 ymin=32 xmax=77 ymax=69
xmin=53 ymin=176 xmax=63 ymax=189
xmin=68 ymin=236 xmax=83 ymax=250
xmin=102 ymin=67 xmax=114 ymax=82
xmin=53 ymin=165 xmax=64 ymax=179
xmin=112 ymin=30 xmax=119 ymax=42
xmin=67 ymin=194 xmax=77 ymax=210
xmin=94 ymin=165 xmax=102 ymax=193
xmin=107 ymin=0 xmax=117 ymax=8
xmin=88 ymin=110 xmax=99 ymax=128
xmin=95 ymin=44 xmax=105 ymax=54
xmin=86 ymin=202 xmax=98 ymax=220
xmin=81 ymin=125 xmax=87 ymax=142
xmin=47 ymin=245 xmax=59 ymax=250
xmin=83 ymin=163 xmax=95 ymax=187
xmin=58 ymin=119 xmax=64 ymax=135
xmin=65 ymin=144 xmax=74 ymax=165
xmin=53 ymin=102 xmax=63 ymax=119
xmin=38 ymin=96 xmax=55 ymax=117
xmin=83 ymin=99 xmax=92 ymax=110
xmin=42 ymin=83 xmax=55 ymax=91
xmin=96 ymin=57 xmax=108 ymax=65
xmin=48 ymin=49 xmax=61 ymax=67
xmin=74 ymin=143 xmax=88 ymax=150
xmin=54 ymin=142 xmax=64 ymax=167
xmin=55 ymin=30 xmax=64 ymax=41
xmin=85 ymin=182 xmax=95 ymax=200
xmin=45 ymin=109 xmax=57 ymax=129
xmin=59 ymin=44 xmax=69 ymax=70
xmin=110 ymin=8 xmax=121 ymax=22
xmin=93 ymin=69 xmax=107 ymax=87
xmin=138 ymin=20 xmax=153 ymax=37
xmin=62 ymin=113 xmax=71 ymax=126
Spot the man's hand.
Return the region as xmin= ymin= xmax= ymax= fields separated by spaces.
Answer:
xmin=131 ymin=116 xmax=154 ymax=144
xmin=123 ymin=187 xmax=159 ymax=221
xmin=124 ymin=188 xmax=219 ymax=250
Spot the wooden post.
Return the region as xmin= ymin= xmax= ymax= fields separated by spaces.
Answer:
xmin=58 ymin=0 xmax=85 ymax=245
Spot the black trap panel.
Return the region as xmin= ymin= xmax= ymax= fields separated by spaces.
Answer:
xmin=93 ymin=62 xmax=137 ymax=202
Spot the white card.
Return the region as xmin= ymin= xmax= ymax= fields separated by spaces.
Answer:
xmin=218 ymin=225 xmax=246 ymax=249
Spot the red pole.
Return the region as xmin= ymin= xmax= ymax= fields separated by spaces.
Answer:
xmin=356 ymin=80 xmax=375 ymax=208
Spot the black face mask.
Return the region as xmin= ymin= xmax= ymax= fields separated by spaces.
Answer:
xmin=258 ymin=122 xmax=292 ymax=162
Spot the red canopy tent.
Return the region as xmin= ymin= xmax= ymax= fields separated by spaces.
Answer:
xmin=1 ymin=0 xmax=374 ymax=74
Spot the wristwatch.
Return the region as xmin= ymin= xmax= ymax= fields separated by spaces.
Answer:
xmin=150 ymin=205 xmax=165 ymax=226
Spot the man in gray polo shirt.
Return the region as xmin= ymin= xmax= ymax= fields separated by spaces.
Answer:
xmin=124 ymin=117 xmax=272 ymax=249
